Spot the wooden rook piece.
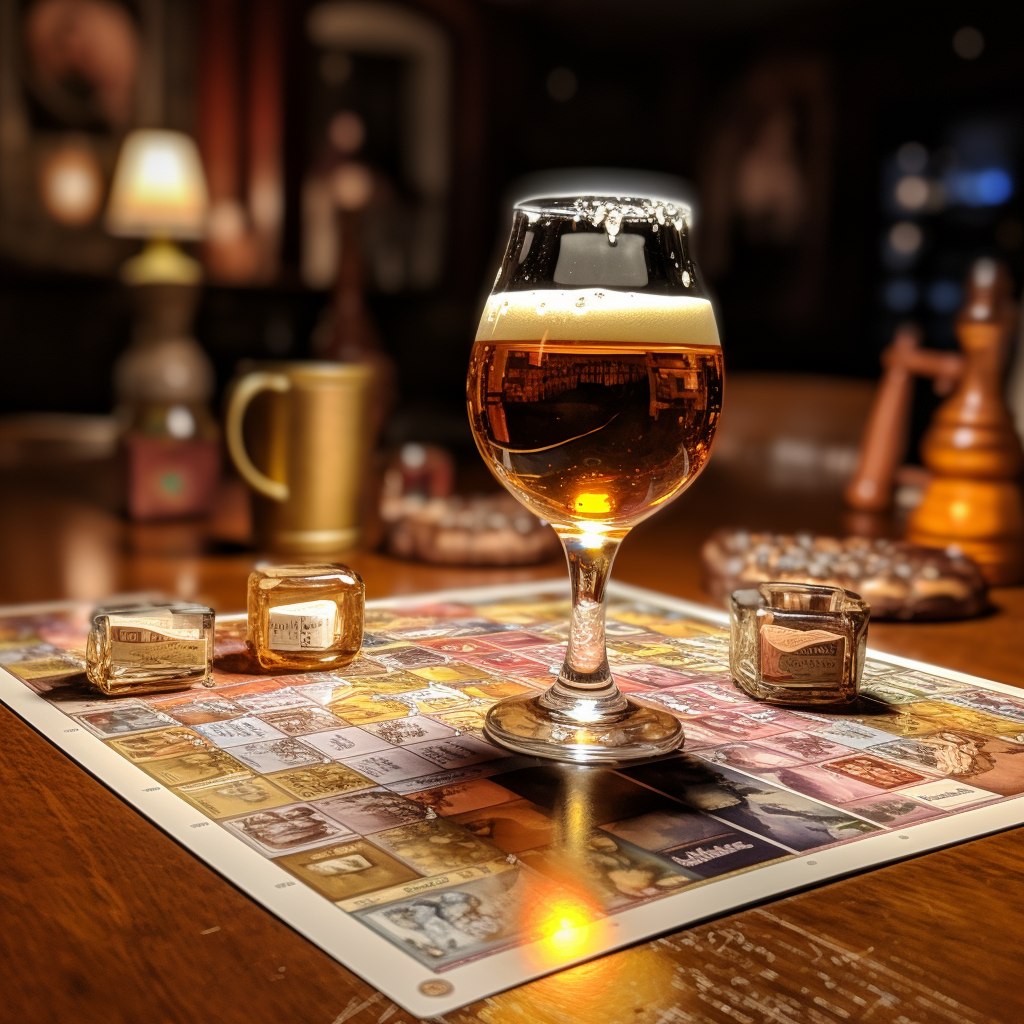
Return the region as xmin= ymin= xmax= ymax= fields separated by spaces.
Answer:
xmin=845 ymin=324 xmax=963 ymax=511
xmin=906 ymin=259 xmax=1024 ymax=584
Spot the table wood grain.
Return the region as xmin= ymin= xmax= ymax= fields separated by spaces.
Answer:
xmin=2 ymin=461 xmax=1023 ymax=1024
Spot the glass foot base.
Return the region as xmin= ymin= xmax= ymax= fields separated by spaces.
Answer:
xmin=483 ymin=687 xmax=684 ymax=764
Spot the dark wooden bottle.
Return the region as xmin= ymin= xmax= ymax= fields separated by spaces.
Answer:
xmin=315 ymin=208 xmax=396 ymax=438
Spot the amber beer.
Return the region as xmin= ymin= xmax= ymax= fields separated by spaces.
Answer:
xmin=468 ymin=288 xmax=723 ymax=532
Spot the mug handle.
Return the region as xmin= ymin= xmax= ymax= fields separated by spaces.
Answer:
xmin=225 ymin=372 xmax=291 ymax=502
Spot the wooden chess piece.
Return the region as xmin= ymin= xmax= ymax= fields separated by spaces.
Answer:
xmin=845 ymin=324 xmax=963 ymax=511
xmin=906 ymin=259 xmax=1024 ymax=584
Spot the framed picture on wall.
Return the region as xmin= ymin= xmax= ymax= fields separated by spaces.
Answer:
xmin=0 ymin=0 xmax=195 ymax=274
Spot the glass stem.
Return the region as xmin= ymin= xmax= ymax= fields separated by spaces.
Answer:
xmin=555 ymin=531 xmax=623 ymax=694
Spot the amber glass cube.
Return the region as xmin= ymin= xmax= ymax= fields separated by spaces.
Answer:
xmin=247 ymin=563 xmax=364 ymax=671
xmin=729 ymin=583 xmax=868 ymax=706
xmin=86 ymin=602 xmax=214 ymax=696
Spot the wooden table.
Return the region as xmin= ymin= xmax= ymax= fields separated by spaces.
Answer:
xmin=2 ymin=459 xmax=1023 ymax=1024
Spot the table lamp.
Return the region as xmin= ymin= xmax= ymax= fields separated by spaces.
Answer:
xmin=107 ymin=129 xmax=209 ymax=284
xmin=106 ymin=130 xmax=221 ymax=521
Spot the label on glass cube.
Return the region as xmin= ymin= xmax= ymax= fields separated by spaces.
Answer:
xmin=268 ymin=600 xmax=338 ymax=651
xmin=109 ymin=619 xmax=207 ymax=669
xmin=759 ymin=624 xmax=845 ymax=684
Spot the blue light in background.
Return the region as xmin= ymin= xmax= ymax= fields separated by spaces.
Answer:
xmin=927 ymin=279 xmax=962 ymax=313
xmin=884 ymin=279 xmax=918 ymax=312
xmin=945 ymin=167 xmax=1014 ymax=207
xmin=976 ymin=169 xmax=1013 ymax=204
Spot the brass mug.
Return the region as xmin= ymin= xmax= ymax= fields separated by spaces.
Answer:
xmin=225 ymin=361 xmax=375 ymax=553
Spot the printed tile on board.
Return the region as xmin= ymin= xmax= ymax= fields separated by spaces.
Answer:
xmin=662 ymin=831 xmax=786 ymax=879
xmin=387 ymin=760 xmax=530 ymax=795
xmin=147 ymin=693 xmax=247 ymax=725
xmin=366 ymin=646 xmax=451 ymax=671
xmin=623 ymin=756 xmax=881 ymax=851
xmin=404 ymin=777 xmax=521 ymax=816
xmin=268 ymin=762 xmax=376 ymax=801
xmin=234 ymin=689 xmax=318 ymax=714
xmin=613 ymin=664 xmax=700 ymax=689
xmin=353 ymin=867 xmax=536 ymax=969
xmin=178 ymin=776 xmax=295 ymax=819
xmin=425 ymin=705 xmax=490 ymax=734
xmin=463 ymin=650 xmax=549 ymax=675
xmin=256 ymin=705 xmax=349 ymax=736
xmin=944 ymin=689 xmax=1024 ymax=723
xmin=871 ymin=732 xmax=1024 ymax=796
xmin=74 ymin=702 xmax=179 ymax=738
xmin=369 ymin=817 xmax=505 ymax=875
xmin=195 ymin=716 xmax=288 ymax=748
xmin=897 ymin=779 xmax=1000 ymax=810
xmin=750 ymin=762 xmax=893 ymax=805
xmin=414 ymin=636 xmax=502 ymax=656
xmin=341 ymin=748 xmax=441 ymax=785
xmin=407 ymin=662 xmax=490 ymax=685
xmin=701 ymin=742 xmax=805 ymax=773
xmin=405 ymin=735 xmax=505 ymax=770
xmin=301 ymin=726 xmax=392 ymax=759
xmin=326 ymin=693 xmax=416 ymax=725
xmin=844 ymin=793 xmax=945 ymax=827
xmin=277 ymin=839 xmax=419 ymax=902
xmin=314 ymin=786 xmax=429 ymax=834
xmin=222 ymin=802 xmax=355 ymax=856
xmin=456 ymin=678 xmax=536 ymax=702
xmin=601 ymin=807 xmax=738 ymax=852
xmin=134 ymin=748 xmax=251 ymax=787
xmin=755 ymin=731 xmax=860 ymax=765
xmin=519 ymin=831 xmax=697 ymax=910
xmin=909 ymin=700 xmax=1024 ymax=743
xmin=450 ymin=798 xmax=556 ymax=854
xmin=479 ymin=631 xmax=550 ymax=651
xmin=230 ymin=737 xmax=330 ymax=773
xmin=360 ymin=715 xmax=456 ymax=746
xmin=817 ymin=753 xmax=935 ymax=790
xmin=107 ymin=726 xmax=213 ymax=762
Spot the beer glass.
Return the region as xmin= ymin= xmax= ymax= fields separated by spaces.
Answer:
xmin=467 ymin=196 xmax=723 ymax=761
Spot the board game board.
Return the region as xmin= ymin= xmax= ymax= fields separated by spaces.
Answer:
xmin=3 ymin=580 xmax=1024 ymax=1018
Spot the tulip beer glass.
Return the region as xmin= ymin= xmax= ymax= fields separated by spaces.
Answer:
xmin=467 ymin=195 xmax=723 ymax=761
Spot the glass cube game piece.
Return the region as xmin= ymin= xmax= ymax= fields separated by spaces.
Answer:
xmin=86 ymin=602 xmax=214 ymax=696
xmin=247 ymin=564 xmax=364 ymax=671
xmin=729 ymin=583 xmax=868 ymax=706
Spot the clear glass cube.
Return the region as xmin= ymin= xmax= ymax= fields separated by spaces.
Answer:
xmin=86 ymin=602 xmax=214 ymax=696
xmin=247 ymin=563 xmax=364 ymax=671
xmin=729 ymin=583 xmax=868 ymax=705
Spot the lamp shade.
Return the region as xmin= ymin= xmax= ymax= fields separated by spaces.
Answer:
xmin=106 ymin=130 xmax=209 ymax=240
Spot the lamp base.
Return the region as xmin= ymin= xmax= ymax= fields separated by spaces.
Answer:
xmin=121 ymin=238 xmax=203 ymax=286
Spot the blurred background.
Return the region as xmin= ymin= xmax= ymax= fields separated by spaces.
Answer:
xmin=2 ymin=0 xmax=1020 ymax=430
xmin=1 ymin=0 xmax=1022 ymax=607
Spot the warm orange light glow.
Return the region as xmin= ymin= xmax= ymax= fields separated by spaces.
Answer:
xmin=106 ymin=130 xmax=209 ymax=240
xmin=522 ymin=879 xmax=607 ymax=966
xmin=541 ymin=897 xmax=599 ymax=958
xmin=574 ymin=492 xmax=610 ymax=514
xmin=40 ymin=145 xmax=104 ymax=226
